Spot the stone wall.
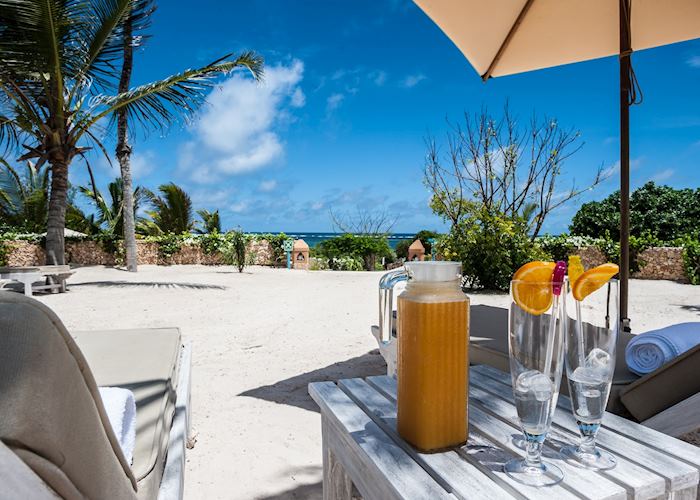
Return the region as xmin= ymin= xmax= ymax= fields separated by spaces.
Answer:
xmin=1 ymin=239 xmax=276 ymax=267
xmin=634 ymin=247 xmax=686 ymax=281
xmin=65 ymin=240 xmax=116 ymax=266
xmin=3 ymin=241 xmax=45 ymax=267
xmin=0 ymin=239 xmax=690 ymax=281
xmin=576 ymin=245 xmax=607 ymax=270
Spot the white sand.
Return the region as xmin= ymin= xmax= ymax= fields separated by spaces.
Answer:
xmin=35 ymin=265 xmax=700 ymax=499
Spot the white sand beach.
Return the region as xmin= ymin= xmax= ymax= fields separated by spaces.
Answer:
xmin=34 ymin=265 xmax=700 ymax=499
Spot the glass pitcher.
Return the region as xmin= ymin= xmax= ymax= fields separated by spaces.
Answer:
xmin=379 ymin=261 xmax=469 ymax=452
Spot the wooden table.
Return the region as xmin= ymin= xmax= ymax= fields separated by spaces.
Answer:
xmin=309 ymin=365 xmax=700 ymax=500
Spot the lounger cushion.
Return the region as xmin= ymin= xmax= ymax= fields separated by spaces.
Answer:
xmin=73 ymin=328 xmax=181 ymax=500
xmin=0 ymin=293 xmax=138 ymax=500
xmin=469 ymin=305 xmax=639 ymax=414
xmin=620 ymin=343 xmax=700 ymax=422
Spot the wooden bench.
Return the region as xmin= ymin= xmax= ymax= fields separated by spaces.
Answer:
xmin=309 ymin=365 xmax=700 ymax=500
xmin=0 ymin=266 xmax=75 ymax=296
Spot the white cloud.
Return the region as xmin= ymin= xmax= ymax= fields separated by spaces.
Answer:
xmin=326 ymin=93 xmax=345 ymax=112
xmin=650 ymin=168 xmax=674 ymax=182
xmin=401 ymin=73 xmax=427 ymax=88
xmin=129 ymin=150 xmax=156 ymax=179
xmin=258 ymin=179 xmax=278 ymax=192
xmin=372 ymin=70 xmax=387 ymax=86
xmin=181 ymin=59 xmax=305 ymax=183
xmin=687 ymin=55 xmax=700 ymax=68
xmin=230 ymin=201 xmax=249 ymax=213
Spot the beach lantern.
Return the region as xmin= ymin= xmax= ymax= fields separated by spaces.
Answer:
xmin=408 ymin=239 xmax=425 ymax=262
xmin=292 ymin=239 xmax=310 ymax=270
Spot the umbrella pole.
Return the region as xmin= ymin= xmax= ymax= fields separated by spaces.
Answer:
xmin=619 ymin=0 xmax=632 ymax=332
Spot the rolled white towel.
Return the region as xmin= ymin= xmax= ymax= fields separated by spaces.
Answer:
xmin=98 ymin=386 xmax=136 ymax=465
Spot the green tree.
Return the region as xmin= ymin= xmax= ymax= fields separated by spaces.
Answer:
xmin=0 ymin=160 xmax=49 ymax=232
xmin=0 ymin=0 xmax=263 ymax=263
xmin=570 ymin=182 xmax=700 ymax=241
xmin=424 ymin=104 xmax=604 ymax=237
xmin=413 ymin=229 xmax=440 ymax=255
xmin=140 ymin=183 xmax=194 ymax=235
xmin=196 ymin=209 xmax=221 ymax=234
xmin=437 ymin=209 xmax=547 ymax=290
xmin=316 ymin=234 xmax=393 ymax=271
xmin=79 ymin=178 xmax=146 ymax=236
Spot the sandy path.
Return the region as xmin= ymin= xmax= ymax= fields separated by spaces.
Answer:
xmin=35 ymin=266 xmax=700 ymax=499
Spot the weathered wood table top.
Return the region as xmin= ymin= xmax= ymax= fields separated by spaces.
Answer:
xmin=309 ymin=365 xmax=700 ymax=500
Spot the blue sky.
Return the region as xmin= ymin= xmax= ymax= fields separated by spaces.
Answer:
xmin=71 ymin=0 xmax=700 ymax=234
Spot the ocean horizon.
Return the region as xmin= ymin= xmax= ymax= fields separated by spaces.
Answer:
xmin=247 ymin=231 xmax=417 ymax=249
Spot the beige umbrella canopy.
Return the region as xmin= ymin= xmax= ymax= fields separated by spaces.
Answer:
xmin=413 ymin=0 xmax=700 ymax=330
xmin=414 ymin=0 xmax=700 ymax=80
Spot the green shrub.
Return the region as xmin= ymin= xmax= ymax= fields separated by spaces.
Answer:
xmin=144 ymin=233 xmax=183 ymax=261
xmin=330 ymin=255 xmax=364 ymax=271
xmin=395 ymin=239 xmax=410 ymax=260
xmin=681 ymin=236 xmax=700 ymax=285
xmin=538 ymin=234 xmax=577 ymax=262
xmin=308 ymin=257 xmax=328 ymax=271
xmin=222 ymin=230 xmax=248 ymax=272
xmin=199 ymin=232 xmax=226 ymax=255
xmin=0 ymin=240 xmax=9 ymax=266
xmin=316 ymin=234 xmax=393 ymax=271
xmin=437 ymin=210 xmax=548 ymax=290
xmin=413 ymin=230 xmax=441 ymax=254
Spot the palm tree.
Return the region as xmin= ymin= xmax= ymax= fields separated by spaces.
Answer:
xmin=0 ymin=0 xmax=263 ymax=264
xmin=0 ymin=160 xmax=49 ymax=232
xmin=195 ymin=209 xmax=221 ymax=234
xmin=116 ymin=0 xmax=154 ymax=272
xmin=140 ymin=183 xmax=195 ymax=235
xmin=80 ymin=177 xmax=146 ymax=236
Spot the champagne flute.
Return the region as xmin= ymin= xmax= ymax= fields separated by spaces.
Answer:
xmin=505 ymin=278 xmax=566 ymax=486
xmin=561 ymin=279 xmax=618 ymax=470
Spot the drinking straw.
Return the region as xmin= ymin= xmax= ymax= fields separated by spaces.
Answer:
xmin=544 ymin=261 xmax=567 ymax=375
xmin=576 ymin=301 xmax=585 ymax=367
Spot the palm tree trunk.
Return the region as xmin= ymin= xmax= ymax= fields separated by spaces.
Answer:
xmin=116 ymin=13 xmax=138 ymax=272
xmin=46 ymin=160 xmax=68 ymax=265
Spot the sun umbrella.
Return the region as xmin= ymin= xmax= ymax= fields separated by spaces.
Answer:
xmin=413 ymin=0 xmax=700 ymax=331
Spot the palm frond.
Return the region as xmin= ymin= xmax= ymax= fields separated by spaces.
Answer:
xmin=72 ymin=0 xmax=155 ymax=94
xmin=82 ymin=51 xmax=264 ymax=134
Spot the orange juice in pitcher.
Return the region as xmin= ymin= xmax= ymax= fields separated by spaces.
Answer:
xmin=379 ymin=261 xmax=469 ymax=452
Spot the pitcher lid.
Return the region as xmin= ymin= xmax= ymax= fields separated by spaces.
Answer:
xmin=405 ymin=261 xmax=461 ymax=282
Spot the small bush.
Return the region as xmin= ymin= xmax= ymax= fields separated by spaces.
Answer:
xmin=316 ymin=234 xmax=393 ymax=271
xmin=394 ymin=239 xmax=410 ymax=260
xmin=438 ymin=210 xmax=548 ymax=291
xmin=144 ymin=233 xmax=183 ymax=260
xmin=199 ymin=232 xmax=226 ymax=255
xmin=0 ymin=240 xmax=9 ymax=266
xmin=222 ymin=230 xmax=248 ymax=272
xmin=329 ymin=256 xmax=364 ymax=271
xmin=681 ymin=236 xmax=700 ymax=285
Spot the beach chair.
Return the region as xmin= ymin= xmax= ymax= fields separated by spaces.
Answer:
xmin=0 ymin=265 xmax=75 ymax=296
xmin=371 ymin=304 xmax=700 ymax=437
xmin=0 ymin=293 xmax=191 ymax=499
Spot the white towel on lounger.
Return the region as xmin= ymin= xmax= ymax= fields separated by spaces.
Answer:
xmin=98 ymin=386 xmax=136 ymax=465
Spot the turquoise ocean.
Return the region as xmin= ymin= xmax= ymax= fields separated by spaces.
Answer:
xmin=248 ymin=232 xmax=416 ymax=249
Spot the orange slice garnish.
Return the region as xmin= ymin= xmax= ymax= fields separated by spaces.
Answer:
xmin=512 ymin=261 xmax=556 ymax=315
xmin=572 ymin=263 xmax=619 ymax=301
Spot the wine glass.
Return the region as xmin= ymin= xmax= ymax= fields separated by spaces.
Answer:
xmin=561 ymin=279 xmax=619 ymax=470
xmin=505 ymin=279 xmax=566 ymax=486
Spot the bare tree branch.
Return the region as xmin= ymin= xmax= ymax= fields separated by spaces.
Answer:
xmin=424 ymin=105 xmax=609 ymax=238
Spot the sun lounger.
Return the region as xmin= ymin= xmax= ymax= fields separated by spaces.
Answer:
xmin=0 ymin=265 xmax=75 ymax=296
xmin=371 ymin=304 xmax=700 ymax=434
xmin=0 ymin=293 xmax=191 ymax=499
